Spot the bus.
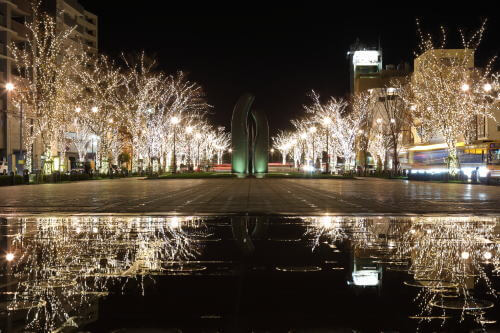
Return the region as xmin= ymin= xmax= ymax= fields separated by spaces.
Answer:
xmin=401 ymin=142 xmax=500 ymax=182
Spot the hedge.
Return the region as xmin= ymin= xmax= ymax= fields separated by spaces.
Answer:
xmin=0 ymin=175 xmax=24 ymax=186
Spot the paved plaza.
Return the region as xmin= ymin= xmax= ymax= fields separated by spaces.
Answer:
xmin=0 ymin=177 xmax=499 ymax=215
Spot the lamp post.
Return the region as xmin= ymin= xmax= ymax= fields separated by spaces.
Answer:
xmin=195 ymin=132 xmax=202 ymax=171
xmin=170 ymin=116 xmax=180 ymax=173
xmin=6 ymin=83 xmax=25 ymax=172
xmin=309 ymin=126 xmax=317 ymax=168
xmin=322 ymin=117 xmax=331 ymax=173
xmin=91 ymin=106 xmax=100 ymax=171
xmin=91 ymin=135 xmax=96 ymax=172
xmin=186 ymin=126 xmax=193 ymax=171
xmin=300 ymin=132 xmax=307 ymax=167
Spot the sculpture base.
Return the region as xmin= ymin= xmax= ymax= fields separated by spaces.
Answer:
xmin=234 ymin=173 xmax=266 ymax=179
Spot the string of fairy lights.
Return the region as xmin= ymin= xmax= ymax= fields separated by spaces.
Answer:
xmin=4 ymin=216 xmax=209 ymax=331
xmin=273 ymin=22 xmax=499 ymax=175
xmin=8 ymin=3 xmax=230 ymax=174
xmin=305 ymin=215 xmax=499 ymax=327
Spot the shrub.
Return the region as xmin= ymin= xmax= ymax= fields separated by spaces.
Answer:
xmin=0 ymin=175 xmax=24 ymax=186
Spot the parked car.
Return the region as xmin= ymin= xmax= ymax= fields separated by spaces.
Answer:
xmin=0 ymin=159 xmax=8 ymax=175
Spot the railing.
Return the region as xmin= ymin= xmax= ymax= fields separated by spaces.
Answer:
xmin=10 ymin=0 xmax=31 ymax=14
xmin=63 ymin=13 xmax=77 ymax=27
xmin=11 ymin=20 xmax=28 ymax=38
xmin=64 ymin=0 xmax=85 ymax=13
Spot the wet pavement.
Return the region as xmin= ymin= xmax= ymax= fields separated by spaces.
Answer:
xmin=0 ymin=177 xmax=499 ymax=215
xmin=1 ymin=215 xmax=499 ymax=332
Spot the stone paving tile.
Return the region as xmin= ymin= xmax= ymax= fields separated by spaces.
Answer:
xmin=0 ymin=177 xmax=499 ymax=215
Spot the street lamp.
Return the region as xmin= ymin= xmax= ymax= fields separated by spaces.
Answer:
xmin=185 ymin=126 xmax=194 ymax=170
xmin=171 ymin=116 xmax=180 ymax=173
xmin=322 ymin=117 xmax=331 ymax=173
xmin=90 ymin=135 xmax=99 ymax=171
xmin=6 ymin=83 xmax=27 ymax=172
xmin=309 ymin=126 xmax=317 ymax=168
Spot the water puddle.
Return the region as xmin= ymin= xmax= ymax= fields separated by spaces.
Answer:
xmin=0 ymin=215 xmax=499 ymax=331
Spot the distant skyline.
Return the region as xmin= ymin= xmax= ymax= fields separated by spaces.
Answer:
xmin=78 ymin=3 xmax=499 ymax=135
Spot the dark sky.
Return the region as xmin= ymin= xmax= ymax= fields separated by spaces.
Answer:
xmin=77 ymin=3 xmax=499 ymax=136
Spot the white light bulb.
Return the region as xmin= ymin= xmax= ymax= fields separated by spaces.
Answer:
xmin=461 ymin=251 xmax=470 ymax=260
xmin=6 ymin=253 xmax=14 ymax=261
xmin=483 ymin=251 xmax=492 ymax=260
xmin=170 ymin=116 xmax=180 ymax=125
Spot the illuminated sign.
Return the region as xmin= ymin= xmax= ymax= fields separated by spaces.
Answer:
xmin=352 ymin=50 xmax=380 ymax=67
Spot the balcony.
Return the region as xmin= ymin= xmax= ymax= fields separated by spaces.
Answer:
xmin=64 ymin=0 xmax=85 ymax=14
xmin=63 ymin=13 xmax=77 ymax=27
xmin=10 ymin=0 xmax=31 ymax=15
xmin=11 ymin=20 xmax=28 ymax=39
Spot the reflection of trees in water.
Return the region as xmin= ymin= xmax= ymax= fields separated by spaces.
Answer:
xmin=6 ymin=216 xmax=207 ymax=332
xmin=304 ymin=216 xmax=499 ymax=325
xmin=395 ymin=217 xmax=498 ymax=324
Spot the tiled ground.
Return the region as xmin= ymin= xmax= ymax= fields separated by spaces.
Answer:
xmin=0 ymin=177 xmax=499 ymax=215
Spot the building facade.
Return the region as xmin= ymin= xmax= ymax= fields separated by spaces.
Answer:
xmin=347 ymin=40 xmax=383 ymax=95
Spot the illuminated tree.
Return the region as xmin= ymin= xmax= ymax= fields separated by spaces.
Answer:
xmin=306 ymin=92 xmax=367 ymax=171
xmin=9 ymin=2 xmax=77 ymax=172
xmin=373 ymin=80 xmax=413 ymax=174
xmin=77 ymin=54 xmax=127 ymax=173
xmin=410 ymin=21 xmax=497 ymax=175
xmin=273 ymin=131 xmax=293 ymax=164
xmin=367 ymin=131 xmax=390 ymax=171
xmin=351 ymin=91 xmax=377 ymax=172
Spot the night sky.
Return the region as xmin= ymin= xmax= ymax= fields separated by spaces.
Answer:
xmin=77 ymin=3 xmax=499 ymax=136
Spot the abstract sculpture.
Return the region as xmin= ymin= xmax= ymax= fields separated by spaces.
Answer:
xmin=231 ymin=93 xmax=269 ymax=175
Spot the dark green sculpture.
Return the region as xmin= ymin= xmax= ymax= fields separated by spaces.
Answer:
xmin=231 ymin=93 xmax=269 ymax=175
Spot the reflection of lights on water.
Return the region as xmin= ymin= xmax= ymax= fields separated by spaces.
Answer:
xmin=319 ymin=216 xmax=333 ymax=228
xmin=170 ymin=217 xmax=181 ymax=229
xmin=461 ymin=251 xmax=470 ymax=260
xmin=6 ymin=253 xmax=15 ymax=261
xmin=483 ymin=251 xmax=492 ymax=260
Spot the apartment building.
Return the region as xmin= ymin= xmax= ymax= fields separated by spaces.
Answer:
xmin=44 ymin=0 xmax=98 ymax=54
xmin=0 ymin=0 xmax=97 ymax=174
xmin=0 ymin=0 xmax=30 ymax=173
